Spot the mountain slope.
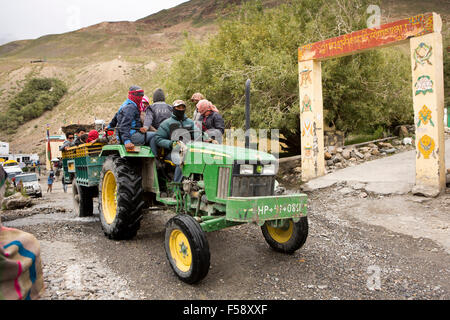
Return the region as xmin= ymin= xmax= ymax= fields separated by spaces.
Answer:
xmin=0 ymin=0 xmax=448 ymax=157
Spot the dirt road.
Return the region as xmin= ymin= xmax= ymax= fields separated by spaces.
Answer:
xmin=1 ymin=177 xmax=448 ymax=300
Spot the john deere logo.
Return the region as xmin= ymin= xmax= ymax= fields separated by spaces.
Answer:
xmin=256 ymin=165 xmax=262 ymax=174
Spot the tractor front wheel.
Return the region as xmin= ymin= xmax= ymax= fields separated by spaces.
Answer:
xmin=165 ymin=214 xmax=210 ymax=284
xmin=98 ymin=156 xmax=144 ymax=240
xmin=261 ymin=217 xmax=308 ymax=254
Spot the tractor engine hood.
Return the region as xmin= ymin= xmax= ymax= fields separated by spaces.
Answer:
xmin=184 ymin=142 xmax=277 ymax=166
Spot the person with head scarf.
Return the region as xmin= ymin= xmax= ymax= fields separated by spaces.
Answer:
xmin=115 ymin=85 xmax=147 ymax=152
xmin=139 ymin=95 xmax=151 ymax=124
xmin=196 ymin=99 xmax=224 ymax=143
xmin=140 ymin=95 xmax=150 ymax=113
xmin=191 ymin=92 xmax=205 ymax=122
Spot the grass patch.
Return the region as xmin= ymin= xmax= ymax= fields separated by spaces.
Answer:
xmin=345 ymin=127 xmax=385 ymax=145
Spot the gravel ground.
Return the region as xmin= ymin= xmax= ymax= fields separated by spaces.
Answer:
xmin=2 ymin=178 xmax=448 ymax=300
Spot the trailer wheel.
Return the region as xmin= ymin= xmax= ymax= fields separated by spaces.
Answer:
xmin=165 ymin=214 xmax=210 ymax=284
xmin=261 ymin=217 xmax=308 ymax=254
xmin=98 ymin=156 xmax=144 ymax=240
xmin=72 ymin=180 xmax=93 ymax=217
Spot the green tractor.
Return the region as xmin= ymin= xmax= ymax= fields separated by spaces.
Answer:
xmin=62 ymin=140 xmax=308 ymax=284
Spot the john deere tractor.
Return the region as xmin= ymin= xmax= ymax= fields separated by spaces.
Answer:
xmin=62 ymin=139 xmax=308 ymax=284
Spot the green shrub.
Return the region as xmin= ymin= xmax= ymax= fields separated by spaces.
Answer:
xmin=4 ymin=180 xmax=15 ymax=198
xmin=0 ymin=77 xmax=67 ymax=133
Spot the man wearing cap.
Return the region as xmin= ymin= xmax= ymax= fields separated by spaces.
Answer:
xmin=140 ymin=88 xmax=173 ymax=157
xmin=155 ymin=100 xmax=201 ymax=183
xmin=116 ymin=85 xmax=148 ymax=152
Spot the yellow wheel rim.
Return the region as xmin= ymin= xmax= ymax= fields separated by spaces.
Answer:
xmin=169 ymin=229 xmax=192 ymax=273
xmin=102 ymin=171 xmax=118 ymax=225
xmin=266 ymin=220 xmax=294 ymax=244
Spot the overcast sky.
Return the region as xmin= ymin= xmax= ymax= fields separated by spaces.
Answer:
xmin=0 ymin=0 xmax=187 ymax=45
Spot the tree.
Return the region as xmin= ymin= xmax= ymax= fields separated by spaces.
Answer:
xmin=165 ymin=0 xmax=414 ymax=154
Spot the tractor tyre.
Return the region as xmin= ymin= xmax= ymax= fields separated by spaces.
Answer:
xmin=261 ymin=217 xmax=308 ymax=254
xmin=165 ymin=214 xmax=210 ymax=284
xmin=98 ymin=156 xmax=144 ymax=240
xmin=72 ymin=179 xmax=94 ymax=217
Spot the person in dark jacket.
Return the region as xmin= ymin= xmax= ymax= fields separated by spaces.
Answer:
xmin=155 ymin=100 xmax=201 ymax=183
xmin=142 ymin=88 xmax=173 ymax=131
xmin=196 ymin=99 xmax=225 ymax=143
xmin=73 ymin=127 xmax=87 ymax=146
xmin=140 ymin=88 xmax=173 ymax=156
xmin=116 ymin=85 xmax=150 ymax=152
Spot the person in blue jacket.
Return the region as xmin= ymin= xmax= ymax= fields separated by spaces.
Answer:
xmin=115 ymin=85 xmax=154 ymax=152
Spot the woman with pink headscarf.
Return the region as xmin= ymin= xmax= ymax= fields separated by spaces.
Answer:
xmin=196 ymin=99 xmax=224 ymax=143
xmin=139 ymin=95 xmax=151 ymax=124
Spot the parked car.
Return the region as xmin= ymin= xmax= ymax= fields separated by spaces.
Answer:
xmin=14 ymin=173 xmax=42 ymax=197
xmin=3 ymin=161 xmax=23 ymax=181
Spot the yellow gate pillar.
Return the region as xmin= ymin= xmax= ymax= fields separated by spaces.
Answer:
xmin=299 ymin=60 xmax=325 ymax=181
xmin=410 ymin=29 xmax=446 ymax=197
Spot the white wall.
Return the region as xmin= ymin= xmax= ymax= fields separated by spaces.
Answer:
xmin=0 ymin=141 xmax=9 ymax=155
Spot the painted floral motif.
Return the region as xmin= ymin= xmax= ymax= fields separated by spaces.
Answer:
xmin=413 ymin=42 xmax=432 ymax=70
xmin=299 ymin=68 xmax=312 ymax=88
xmin=417 ymin=134 xmax=436 ymax=159
xmin=415 ymin=75 xmax=433 ymax=95
xmin=303 ymin=142 xmax=313 ymax=159
xmin=417 ymin=105 xmax=435 ymax=127
xmin=302 ymin=119 xmax=313 ymax=137
xmin=301 ymin=94 xmax=312 ymax=113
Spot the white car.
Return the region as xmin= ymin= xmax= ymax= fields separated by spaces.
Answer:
xmin=14 ymin=173 xmax=42 ymax=197
xmin=3 ymin=167 xmax=23 ymax=180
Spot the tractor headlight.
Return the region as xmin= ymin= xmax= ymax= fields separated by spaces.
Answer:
xmin=239 ymin=164 xmax=254 ymax=175
xmin=262 ymin=164 xmax=277 ymax=175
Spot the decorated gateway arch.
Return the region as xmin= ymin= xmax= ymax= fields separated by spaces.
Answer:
xmin=298 ymin=12 xmax=446 ymax=196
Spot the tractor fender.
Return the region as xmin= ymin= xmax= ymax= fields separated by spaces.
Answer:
xmin=100 ymin=145 xmax=154 ymax=158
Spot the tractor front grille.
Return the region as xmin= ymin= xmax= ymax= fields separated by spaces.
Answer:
xmin=231 ymin=175 xmax=275 ymax=197
xmin=217 ymin=167 xmax=231 ymax=199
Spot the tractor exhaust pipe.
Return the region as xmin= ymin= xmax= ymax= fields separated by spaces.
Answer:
xmin=245 ymin=79 xmax=251 ymax=149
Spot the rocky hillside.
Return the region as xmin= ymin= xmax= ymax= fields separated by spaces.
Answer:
xmin=0 ymin=0 xmax=447 ymax=157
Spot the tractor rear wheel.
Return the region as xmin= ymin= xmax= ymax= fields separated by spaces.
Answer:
xmin=72 ymin=180 xmax=93 ymax=217
xmin=261 ymin=217 xmax=308 ymax=254
xmin=165 ymin=214 xmax=210 ymax=284
xmin=98 ymin=156 xmax=144 ymax=240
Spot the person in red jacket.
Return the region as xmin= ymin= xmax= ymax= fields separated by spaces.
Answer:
xmin=86 ymin=129 xmax=99 ymax=143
